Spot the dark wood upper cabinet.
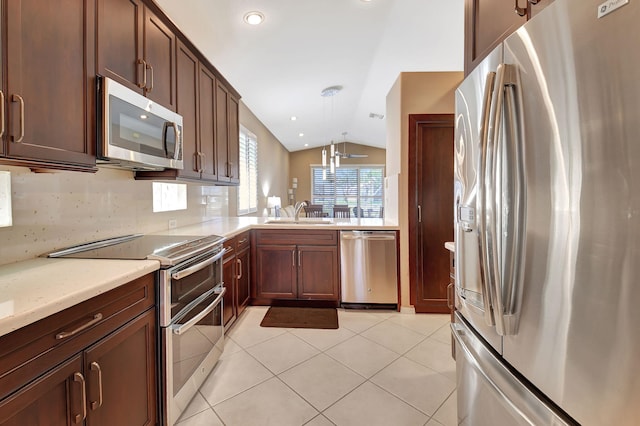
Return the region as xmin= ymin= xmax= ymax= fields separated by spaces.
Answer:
xmin=465 ymin=0 xmax=526 ymax=75
xmin=97 ymin=0 xmax=176 ymax=111
xmin=175 ymin=41 xmax=201 ymax=180
xmin=199 ymin=65 xmax=218 ymax=181
xmin=215 ymin=81 xmax=231 ymax=183
xmin=3 ymin=0 xmax=96 ymax=170
xmin=227 ymin=95 xmax=240 ymax=184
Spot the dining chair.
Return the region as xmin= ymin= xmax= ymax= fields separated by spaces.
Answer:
xmin=304 ymin=205 xmax=324 ymax=217
xmin=333 ymin=206 xmax=351 ymax=218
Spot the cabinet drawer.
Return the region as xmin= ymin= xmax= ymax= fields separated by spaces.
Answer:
xmin=223 ymin=237 xmax=236 ymax=259
xmin=235 ymin=231 xmax=250 ymax=252
xmin=0 ymin=273 xmax=155 ymax=400
xmin=254 ymin=230 xmax=337 ymax=246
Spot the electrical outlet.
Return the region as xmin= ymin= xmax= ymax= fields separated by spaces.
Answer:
xmin=168 ymin=219 xmax=177 ymax=229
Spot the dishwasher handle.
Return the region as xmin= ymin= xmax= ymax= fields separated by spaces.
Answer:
xmin=341 ymin=231 xmax=396 ymax=241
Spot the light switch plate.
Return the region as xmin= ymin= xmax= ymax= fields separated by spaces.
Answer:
xmin=0 ymin=171 xmax=12 ymax=227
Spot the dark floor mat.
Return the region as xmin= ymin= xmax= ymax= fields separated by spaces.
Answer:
xmin=260 ymin=306 xmax=339 ymax=329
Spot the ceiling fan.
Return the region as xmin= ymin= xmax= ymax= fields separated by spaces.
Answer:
xmin=334 ymin=133 xmax=368 ymax=159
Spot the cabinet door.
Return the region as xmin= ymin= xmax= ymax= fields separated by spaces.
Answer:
xmin=255 ymin=245 xmax=297 ymax=299
xmin=83 ymin=310 xmax=156 ymax=426
xmin=215 ymin=81 xmax=230 ymax=183
xmin=0 ymin=354 xmax=84 ymax=426
xmin=227 ymin=95 xmax=240 ymax=184
xmin=236 ymin=247 xmax=251 ymax=317
xmin=97 ymin=0 xmax=144 ymax=92
xmin=143 ymin=8 xmax=176 ymax=111
xmin=5 ymin=0 xmax=96 ymax=167
xmin=464 ymin=0 xmax=526 ymax=75
xmin=222 ymin=256 xmax=237 ymax=327
xmin=297 ymin=246 xmax=339 ymax=300
xmin=176 ymin=41 xmax=200 ymax=180
xmin=199 ymin=65 xmax=218 ymax=181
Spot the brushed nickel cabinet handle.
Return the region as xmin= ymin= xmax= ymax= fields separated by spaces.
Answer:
xmin=292 ymin=249 xmax=296 ymax=267
xmin=146 ymin=63 xmax=154 ymax=92
xmin=56 ymin=313 xmax=103 ymax=340
xmin=198 ymin=152 xmax=205 ymax=173
xmin=238 ymin=238 xmax=248 ymax=245
xmin=136 ymin=59 xmax=147 ymax=89
xmin=73 ymin=372 xmax=87 ymax=424
xmin=11 ymin=94 xmax=24 ymax=143
xmin=515 ymin=0 xmax=527 ymax=16
xmin=90 ymin=362 xmax=103 ymax=410
xmin=297 ymin=250 xmax=301 ymax=268
xmin=236 ymin=258 xmax=242 ymax=280
xmin=0 ymin=91 xmax=5 ymax=139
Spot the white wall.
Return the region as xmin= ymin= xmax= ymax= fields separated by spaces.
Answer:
xmin=386 ymin=72 xmax=463 ymax=309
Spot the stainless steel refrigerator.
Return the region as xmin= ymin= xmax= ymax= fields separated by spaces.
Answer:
xmin=453 ymin=0 xmax=640 ymax=424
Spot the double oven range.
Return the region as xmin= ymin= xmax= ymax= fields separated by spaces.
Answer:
xmin=48 ymin=233 xmax=226 ymax=425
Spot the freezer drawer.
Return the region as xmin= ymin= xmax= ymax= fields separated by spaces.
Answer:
xmin=340 ymin=231 xmax=398 ymax=306
xmin=452 ymin=313 xmax=574 ymax=426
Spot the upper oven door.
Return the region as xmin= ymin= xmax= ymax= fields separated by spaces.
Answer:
xmin=159 ymin=248 xmax=225 ymax=327
xmin=99 ymin=76 xmax=184 ymax=170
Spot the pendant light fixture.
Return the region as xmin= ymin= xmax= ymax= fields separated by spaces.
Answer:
xmin=320 ymin=85 xmax=342 ymax=178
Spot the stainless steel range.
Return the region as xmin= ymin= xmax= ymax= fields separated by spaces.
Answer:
xmin=48 ymin=233 xmax=226 ymax=425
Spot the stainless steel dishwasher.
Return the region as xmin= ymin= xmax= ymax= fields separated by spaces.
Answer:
xmin=340 ymin=230 xmax=398 ymax=309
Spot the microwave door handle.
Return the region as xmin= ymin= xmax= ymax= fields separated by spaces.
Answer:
xmin=171 ymin=248 xmax=226 ymax=280
xmin=172 ymin=123 xmax=180 ymax=160
xmin=171 ymin=288 xmax=226 ymax=335
xmin=163 ymin=122 xmax=181 ymax=160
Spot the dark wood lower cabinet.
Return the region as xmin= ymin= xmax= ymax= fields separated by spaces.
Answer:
xmin=223 ymin=252 xmax=237 ymax=327
xmin=252 ymin=230 xmax=340 ymax=305
xmin=409 ymin=114 xmax=455 ymax=314
xmin=0 ymin=274 xmax=157 ymax=426
xmin=0 ymin=355 xmax=84 ymax=425
xmin=235 ymin=246 xmax=251 ymax=317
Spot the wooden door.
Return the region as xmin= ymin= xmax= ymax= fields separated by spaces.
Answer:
xmin=227 ymin=95 xmax=240 ymax=183
xmin=96 ymin=0 xmax=144 ymax=92
xmin=236 ymin=247 xmax=251 ymax=317
xmin=175 ymin=41 xmax=200 ymax=180
xmin=199 ymin=65 xmax=218 ymax=181
xmin=222 ymin=255 xmax=236 ymax=327
xmin=83 ymin=310 xmax=156 ymax=426
xmin=464 ymin=0 xmax=526 ymax=75
xmin=5 ymin=0 xmax=96 ymax=167
xmin=0 ymin=355 xmax=84 ymax=425
xmin=143 ymin=7 xmax=176 ymax=111
xmin=297 ymin=246 xmax=339 ymax=300
xmin=409 ymin=114 xmax=454 ymax=313
xmin=255 ymin=245 xmax=297 ymax=299
xmin=215 ymin=81 xmax=230 ymax=182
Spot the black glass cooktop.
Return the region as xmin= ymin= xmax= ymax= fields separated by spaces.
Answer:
xmin=47 ymin=234 xmax=224 ymax=266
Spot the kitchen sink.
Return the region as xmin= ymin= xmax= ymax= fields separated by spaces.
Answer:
xmin=264 ymin=218 xmax=333 ymax=225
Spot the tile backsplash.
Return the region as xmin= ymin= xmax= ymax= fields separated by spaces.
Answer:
xmin=0 ymin=165 xmax=229 ymax=266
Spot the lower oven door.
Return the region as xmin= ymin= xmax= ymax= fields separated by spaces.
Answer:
xmin=163 ymin=286 xmax=225 ymax=425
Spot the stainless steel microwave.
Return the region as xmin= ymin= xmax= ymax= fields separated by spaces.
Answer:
xmin=97 ymin=76 xmax=183 ymax=170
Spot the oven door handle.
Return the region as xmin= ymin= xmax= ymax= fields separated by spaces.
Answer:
xmin=170 ymin=287 xmax=226 ymax=335
xmin=171 ymin=248 xmax=226 ymax=280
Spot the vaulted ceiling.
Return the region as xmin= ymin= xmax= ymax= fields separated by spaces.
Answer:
xmin=155 ymin=0 xmax=464 ymax=152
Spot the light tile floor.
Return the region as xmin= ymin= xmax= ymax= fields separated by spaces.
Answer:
xmin=176 ymin=307 xmax=457 ymax=426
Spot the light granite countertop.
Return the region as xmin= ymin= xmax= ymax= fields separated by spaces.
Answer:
xmin=445 ymin=241 xmax=455 ymax=252
xmin=0 ymin=258 xmax=158 ymax=337
xmin=0 ymin=217 xmax=398 ymax=338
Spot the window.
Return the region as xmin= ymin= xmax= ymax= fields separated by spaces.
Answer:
xmin=238 ymin=127 xmax=258 ymax=215
xmin=311 ymin=165 xmax=384 ymax=217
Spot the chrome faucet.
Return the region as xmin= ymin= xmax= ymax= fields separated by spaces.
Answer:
xmin=294 ymin=201 xmax=307 ymax=221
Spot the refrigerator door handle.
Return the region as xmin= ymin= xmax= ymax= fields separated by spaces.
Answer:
xmin=487 ymin=63 xmax=526 ymax=336
xmin=485 ymin=63 xmax=507 ymax=335
xmin=477 ymin=70 xmax=498 ymax=327
xmin=501 ymin=65 xmax=527 ymax=335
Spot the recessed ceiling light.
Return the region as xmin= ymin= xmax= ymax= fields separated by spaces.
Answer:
xmin=243 ymin=11 xmax=264 ymax=25
xmin=290 ymin=116 xmax=297 ymax=121
xmin=299 ymin=133 xmax=304 ymax=137
xmin=304 ymin=144 xmax=309 ymax=147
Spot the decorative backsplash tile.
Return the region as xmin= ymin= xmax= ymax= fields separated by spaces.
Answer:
xmin=0 ymin=165 xmax=229 ymax=266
